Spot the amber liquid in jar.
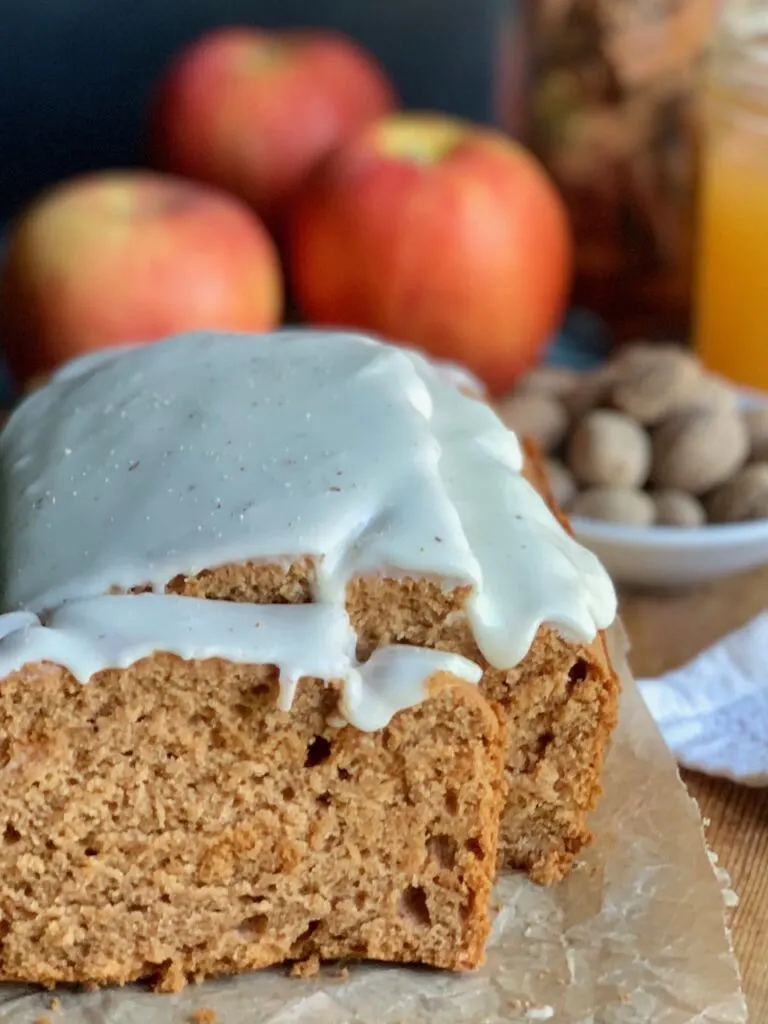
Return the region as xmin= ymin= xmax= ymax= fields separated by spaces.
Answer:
xmin=695 ymin=8 xmax=768 ymax=390
xmin=503 ymin=0 xmax=719 ymax=341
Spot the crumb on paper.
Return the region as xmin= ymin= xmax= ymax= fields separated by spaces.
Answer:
xmin=289 ymin=953 xmax=320 ymax=978
xmin=331 ymin=965 xmax=350 ymax=982
xmin=619 ymin=988 xmax=630 ymax=1003
xmin=49 ymin=997 xmax=61 ymax=1012
xmin=190 ymin=1009 xmax=217 ymax=1024
xmin=35 ymin=1018 xmax=51 ymax=1024
xmin=505 ymin=999 xmax=555 ymax=1018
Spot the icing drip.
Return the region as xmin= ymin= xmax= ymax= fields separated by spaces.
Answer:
xmin=0 ymin=595 xmax=481 ymax=732
xmin=0 ymin=330 xmax=617 ymax=728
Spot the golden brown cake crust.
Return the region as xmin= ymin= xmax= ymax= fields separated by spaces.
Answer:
xmin=0 ymin=658 xmax=504 ymax=990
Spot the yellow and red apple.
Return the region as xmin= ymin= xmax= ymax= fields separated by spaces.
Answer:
xmin=0 ymin=171 xmax=283 ymax=383
xmin=149 ymin=27 xmax=396 ymax=228
xmin=287 ymin=113 xmax=573 ymax=395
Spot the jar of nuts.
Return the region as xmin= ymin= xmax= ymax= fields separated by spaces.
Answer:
xmin=500 ymin=0 xmax=719 ymax=340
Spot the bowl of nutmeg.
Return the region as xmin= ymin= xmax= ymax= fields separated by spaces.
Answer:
xmin=496 ymin=343 xmax=768 ymax=589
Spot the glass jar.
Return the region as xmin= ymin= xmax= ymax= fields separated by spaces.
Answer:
xmin=501 ymin=0 xmax=719 ymax=342
xmin=695 ymin=3 xmax=768 ymax=390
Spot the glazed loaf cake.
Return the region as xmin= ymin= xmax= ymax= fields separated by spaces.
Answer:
xmin=0 ymin=331 xmax=617 ymax=990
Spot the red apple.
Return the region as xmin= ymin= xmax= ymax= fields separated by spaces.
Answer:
xmin=149 ymin=27 xmax=396 ymax=228
xmin=0 ymin=171 xmax=283 ymax=382
xmin=287 ymin=113 xmax=573 ymax=396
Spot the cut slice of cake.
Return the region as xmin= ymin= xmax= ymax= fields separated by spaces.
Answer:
xmin=0 ymin=330 xmax=617 ymax=989
xmin=0 ymin=603 xmax=505 ymax=989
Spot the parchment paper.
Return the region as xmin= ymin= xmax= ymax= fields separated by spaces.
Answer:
xmin=0 ymin=629 xmax=748 ymax=1023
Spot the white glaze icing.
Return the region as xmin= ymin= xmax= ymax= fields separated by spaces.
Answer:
xmin=0 ymin=594 xmax=481 ymax=731
xmin=337 ymin=644 xmax=482 ymax=732
xmin=0 ymin=330 xmax=616 ymax=728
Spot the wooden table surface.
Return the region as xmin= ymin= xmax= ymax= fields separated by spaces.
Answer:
xmin=621 ymin=565 xmax=768 ymax=1020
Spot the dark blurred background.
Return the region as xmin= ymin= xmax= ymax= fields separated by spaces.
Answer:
xmin=0 ymin=0 xmax=507 ymax=223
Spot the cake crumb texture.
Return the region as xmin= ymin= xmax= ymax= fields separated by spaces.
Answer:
xmin=190 ymin=1009 xmax=217 ymax=1023
xmin=167 ymin=562 xmax=618 ymax=885
xmin=0 ymin=655 xmax=504 ymax=989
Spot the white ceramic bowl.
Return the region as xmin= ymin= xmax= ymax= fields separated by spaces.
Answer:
xmin=571 ymin=387 xmax=768 ymax=589
xmin=572 ymin=516 xmax=768 ymax=588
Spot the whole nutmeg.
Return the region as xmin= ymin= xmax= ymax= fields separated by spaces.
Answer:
xmin=563 ymin=365 xmax=616 ymax=420
xmin=569 ymin=486 xmax=655 ymax=526
xmin=496 ymin=393 xmax=568 ymax=453
xmin=678 ymin=374 xmax=738 ymax=417
xmin=744 ymin=408 xmax=768 ymax=461
xmin=706 ymin=463 xmax=768 ymax=523
xmin=651 ymin=409 xmax=749 ymax=495
xmin=514 ymin=365 xmax=579 ymax=400
xmin=544 ymin=458 xmax=577 ymax=508
xmin=567 ymin=409 xmax=651 ymax=487
xmin=611 ymin=344 xmax=702 ymax=425
xmin=613 ymin=340 xmax=659 ymax=364
xmin=651 ymin=489 xmax=706 ymax=528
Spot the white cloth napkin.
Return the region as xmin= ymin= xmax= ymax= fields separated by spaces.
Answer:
xmin=637 ymin=612 xmax=768 ymax=787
